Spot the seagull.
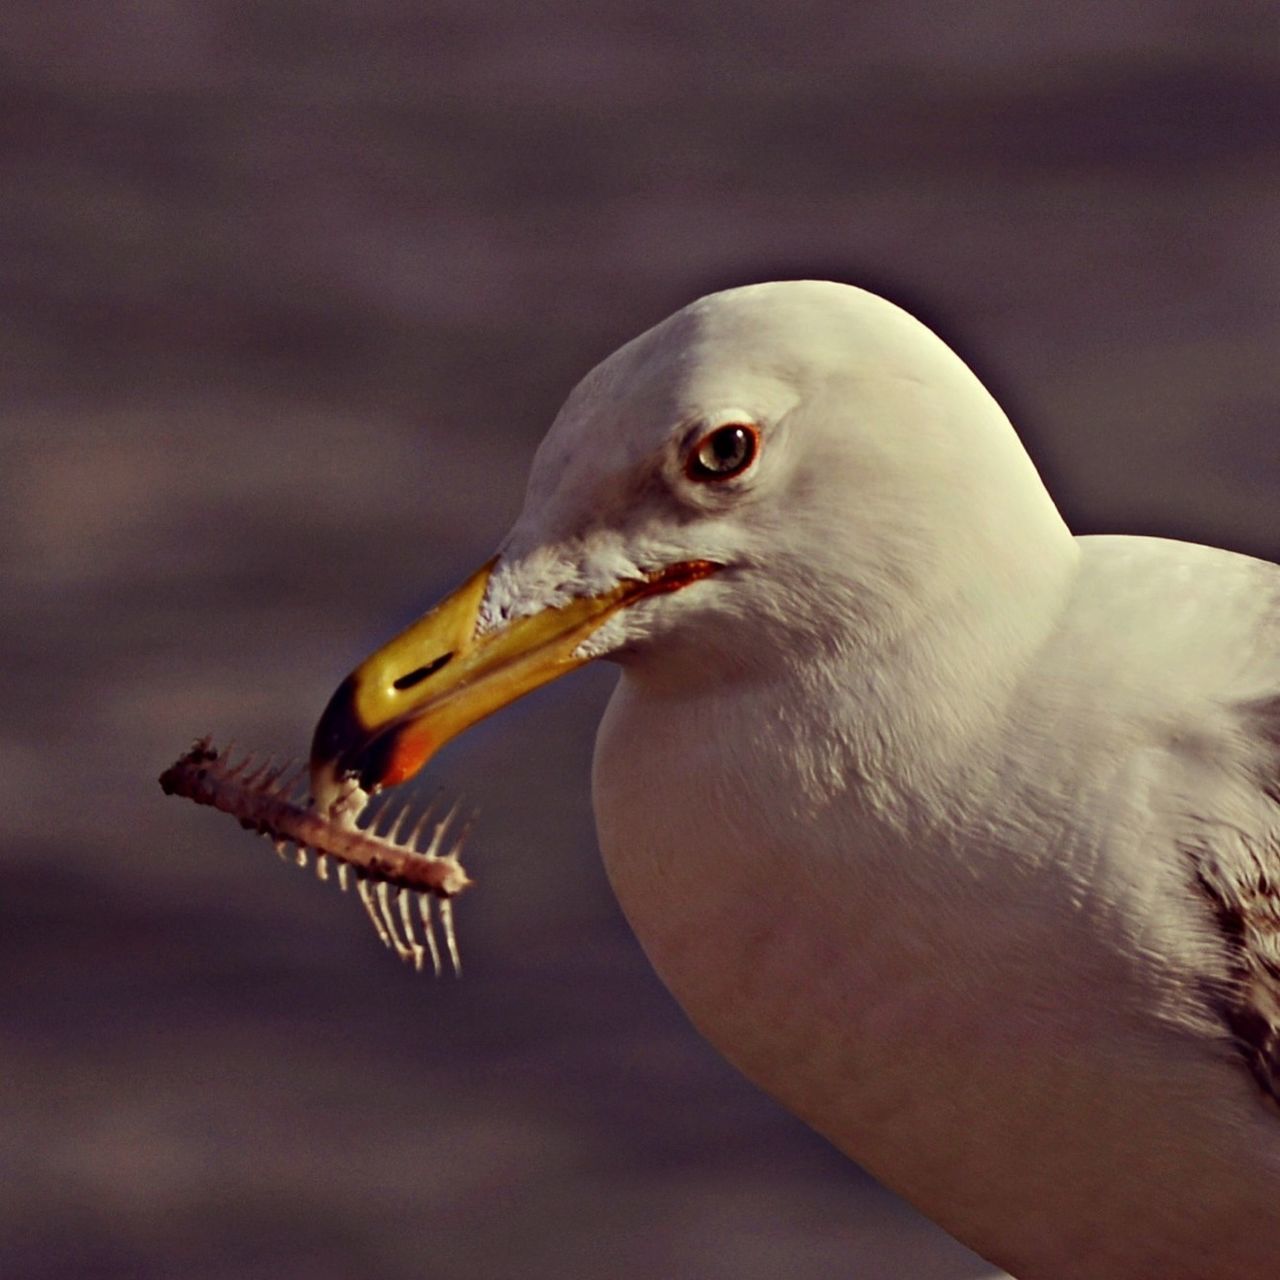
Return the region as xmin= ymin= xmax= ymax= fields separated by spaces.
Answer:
xmin=309 ymin=280 xmax=1280 ymax=1279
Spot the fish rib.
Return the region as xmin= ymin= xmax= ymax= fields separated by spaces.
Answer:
xmin=158 ymin=738 xmax=471 ymax=973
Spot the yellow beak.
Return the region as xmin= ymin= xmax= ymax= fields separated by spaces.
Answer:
xmin=309 ymin=556 xmax=718 ymax=807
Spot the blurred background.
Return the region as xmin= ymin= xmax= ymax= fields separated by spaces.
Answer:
xmin=2 ymin=3 xmax=1277 ymax=1277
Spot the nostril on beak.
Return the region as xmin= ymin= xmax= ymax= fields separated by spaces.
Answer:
xmin=392 ymin=652 xmax=454 ymax=692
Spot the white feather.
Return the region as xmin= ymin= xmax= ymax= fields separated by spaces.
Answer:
xmin=482 ymin=281 xmax=1280 ymax=1279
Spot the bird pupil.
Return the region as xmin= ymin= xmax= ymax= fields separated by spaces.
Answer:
xmin=688 ymin=423 xmax=756 ymax=482
xmin=711 ymin=427 xmax=745 ymax=467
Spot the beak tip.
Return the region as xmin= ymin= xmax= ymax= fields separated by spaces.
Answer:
xmin=308 ymin=674 xmax=371 ymax=812
xmin=307 ymin=757 xmax=349 ymax=816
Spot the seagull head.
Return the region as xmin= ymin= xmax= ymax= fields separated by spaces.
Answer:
xmin=311 ymin=280 xmax=1072 ymax=807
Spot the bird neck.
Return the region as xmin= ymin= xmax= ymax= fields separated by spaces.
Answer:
xmin=618 ymin=525 xmax=1081 ymax=831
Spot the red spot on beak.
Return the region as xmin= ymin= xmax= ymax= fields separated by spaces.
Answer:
xmin=382 ymin=727 xmax=435 ymax=788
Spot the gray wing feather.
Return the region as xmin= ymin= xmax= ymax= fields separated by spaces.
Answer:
xmin=1188 ymin=691 xmax=1280 ymax=1106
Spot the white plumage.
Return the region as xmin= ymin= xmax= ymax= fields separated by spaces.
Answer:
xmin=477 ymin=281 xmax=1280 ymax=1278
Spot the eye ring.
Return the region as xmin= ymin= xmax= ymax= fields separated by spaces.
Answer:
xmin=685 ymin=423 xmax=760 ymax=483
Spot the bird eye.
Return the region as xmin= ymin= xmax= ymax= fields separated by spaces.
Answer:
xmin=686 ymin=424 xmax=760 ymax=482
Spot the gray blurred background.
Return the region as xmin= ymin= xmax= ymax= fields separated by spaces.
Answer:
xmin=2 ymin=3 xmax=1277 ymax=1278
